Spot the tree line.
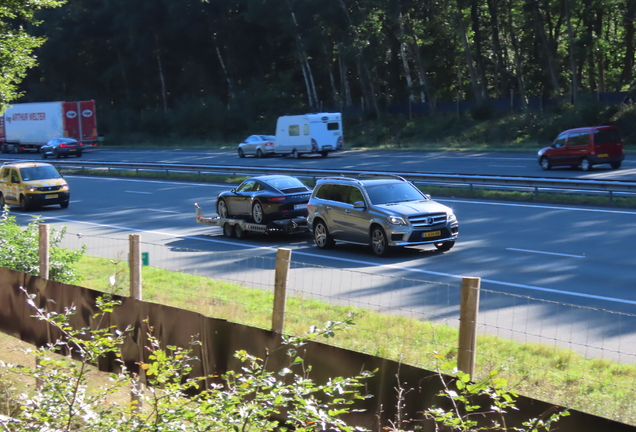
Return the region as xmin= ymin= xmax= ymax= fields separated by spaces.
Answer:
xmin=15 ymin=0 xmax=636 ymax=140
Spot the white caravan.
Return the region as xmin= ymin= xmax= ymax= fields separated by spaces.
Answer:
xmin=274 ymin=112 xmax=343 ymax=158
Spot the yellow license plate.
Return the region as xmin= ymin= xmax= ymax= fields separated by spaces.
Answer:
xmin=45 ymin=194 xmax=58 ymax=199
xmin=598 ymin=153 xmax=608 ymax=158
xmin=423 ymin=230 xmax=441 ymax=238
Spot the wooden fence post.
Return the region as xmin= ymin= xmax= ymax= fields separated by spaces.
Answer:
xmin=129 ymin=234 xmax=142 ymax=300
xmin=272 ymin=248 xmax=291 ymax=333
xmin=129 ymin=234 xmax=144 ymax=411
xmin=457 ymin=277 xmax=481 ymax=378
xmin=38 ymin=224 xmax=49 ymax=280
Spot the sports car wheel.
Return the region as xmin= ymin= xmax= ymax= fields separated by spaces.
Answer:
xmin=252 ymin=201 xmax=266 ymax=224
xmin=238 ymin=148 xmax=245 ymax=158
xmin=217 ymin=199 xmax=229 ymax=218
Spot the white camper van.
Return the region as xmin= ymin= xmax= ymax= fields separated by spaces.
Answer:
xmin=274 ymin=112 xmax=343 ymax=158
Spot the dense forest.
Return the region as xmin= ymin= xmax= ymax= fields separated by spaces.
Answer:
xmin=15 ymin=0 xmax=636 ymax=144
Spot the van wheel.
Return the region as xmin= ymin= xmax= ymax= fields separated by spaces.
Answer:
xmin=60 ymin=201 xmax=69 ymax=209
xmin=252 ymin=201 xmax=266 ymax=224
xmin=320 ymin=151 xmax=328 ymax=157
xmin=19 ymin=195 xmax=29 ymax=211
xmin=313 ymin=220 xmax=335 ymax=249
xmin=540 ymin=157 xmax=551 ymax=170
xmin=434 ymin=241 xmax=455 ymax=252
xmin=0 ymin=193 xmax=5 ymax=208
xmin=292 ymin=149 xmax=300 ymax=159
xmin=580 ymin=157 xmax=592 ymax=171
xmin=611 ymin=161 xmax=621 ymax=169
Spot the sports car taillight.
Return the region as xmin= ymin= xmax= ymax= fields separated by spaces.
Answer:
xmin=267 ymin=197 xmax=286 ymax=202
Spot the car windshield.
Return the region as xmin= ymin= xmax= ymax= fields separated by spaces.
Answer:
xmin=20 ymin=166 xmax=62 ymax=181
xmin=364 ymin=182 xmax=425 ymax=205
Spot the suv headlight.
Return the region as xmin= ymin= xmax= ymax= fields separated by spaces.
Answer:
xmin=26 ymin=186 xmax=37 ymax=192
xmin=387 ymin=215 xmax=407 ymax=225
xmin=448 ymin=212 xmax=457 ymax=223
xmin=61 ymin=183 xmax=69 ymax=191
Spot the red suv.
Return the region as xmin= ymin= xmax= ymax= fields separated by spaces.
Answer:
xmin=538 ymin=126 xmax=624 ymax=171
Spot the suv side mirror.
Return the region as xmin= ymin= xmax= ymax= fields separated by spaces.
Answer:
xmin=353 ymin=201 xmax=366 ymax=209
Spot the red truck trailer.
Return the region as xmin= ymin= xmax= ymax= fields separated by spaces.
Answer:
xmin=0 ymin=100 xmax=98 ymax=154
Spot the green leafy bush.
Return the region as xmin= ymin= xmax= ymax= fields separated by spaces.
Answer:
xmin=0 ymin=205 xmax=85 ymax=283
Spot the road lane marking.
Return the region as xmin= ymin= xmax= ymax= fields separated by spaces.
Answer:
xmin=147 ymin=209 xmax=181 ymax=214
xmin=125 ymin=191 xmax=153 ymax=194
xmin=439 ymin=198 xmax=636 ymax=215
xmin=41 ymin=216 xmax=636 ymax=306
xmin=506 ymin=248 xmax=585 ymax=258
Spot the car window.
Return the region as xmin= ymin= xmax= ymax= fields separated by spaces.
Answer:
xmin=348 ymin=186 xmax=364 ymax=204
xmin=237 ymin=181 xmax=257 ymax=192
xmin=0 ymin=168 xmax=9 ymax=181
xmin=265 ymin=177 xmax=306 ymax=191
xmin=303 ymin=124 xmax=309 ymax=135
xmin=594 ymin=128 xmax=620 ymax=144
xmin=553 ymin=134 xmax=567 ymax=148
xmin=288 ymin=125 xmax=300 ymax=136
xmin=365 ymin=182 xmax=424 ymax=205
xmin=20 ymin=166 xmax=61 ymax=181
xmin=315 ymin=184 xmax=338 ymax=201
xmin=327 ymin=122 xmax=340 ymax=131
xmin=11 ymin=169 xmax=20 ymax=183
xmin=568 ymin=131 xmax=589 ymax=147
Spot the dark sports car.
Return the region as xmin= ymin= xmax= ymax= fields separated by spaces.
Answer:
xmin=216 ymin=175 xmax=312 ymax=224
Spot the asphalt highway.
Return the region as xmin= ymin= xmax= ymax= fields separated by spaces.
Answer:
xmin=3 ymin=149 xmax=636 ymax=362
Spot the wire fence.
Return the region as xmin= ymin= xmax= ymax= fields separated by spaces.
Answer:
xmin=54 ymin=229 xmax=636 ymax=426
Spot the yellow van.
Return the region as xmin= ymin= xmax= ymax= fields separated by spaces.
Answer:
xmin=0 ymin=162 xmax=70 ymax=210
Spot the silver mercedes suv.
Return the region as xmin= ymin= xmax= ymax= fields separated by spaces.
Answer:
xmin=307 ymin=176 xmax=459 ymax=256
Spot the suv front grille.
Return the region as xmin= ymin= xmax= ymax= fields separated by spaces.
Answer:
xmin=409 ymin=213 xmax=447 ymax=228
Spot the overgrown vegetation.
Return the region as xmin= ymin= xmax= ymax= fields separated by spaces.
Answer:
xmin=53 ymin=256 xmax=635 ymax=426
xmin=0 ymin=205 xmax=85 ymax=283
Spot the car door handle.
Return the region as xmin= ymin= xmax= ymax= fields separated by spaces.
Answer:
xmin=326 ymin=206 xmax=332 ymax=210
xmin=345 ymin=209 xmax=351 ymax=213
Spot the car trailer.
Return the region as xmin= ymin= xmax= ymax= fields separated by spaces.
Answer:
xmin=195 ymin=203 xmax=309 ymax=238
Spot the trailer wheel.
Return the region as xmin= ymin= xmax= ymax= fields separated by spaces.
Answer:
xmin=223 ymin=222 xmax=235 ymax=238
xmin=234 ymin=224 xmax=246 ymax=239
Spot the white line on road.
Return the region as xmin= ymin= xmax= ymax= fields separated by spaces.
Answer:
xmin=42 ymin=216 xmax=636 ymax=306
xmin=488 ymin=165 xmax=527 ymax=168
xmin=439 ymin=198 xmax=636 ymax=215
xmin=147 ymin=209 xmax=181 ymax=214
xmin=506 ymin=248 xmax=585 ymax=258
xmin=125 ymin=191 xmax=153 ymax=194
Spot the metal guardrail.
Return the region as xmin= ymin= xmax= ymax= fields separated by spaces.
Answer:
xmin=32 ymin=160 xmax=636 ymax=200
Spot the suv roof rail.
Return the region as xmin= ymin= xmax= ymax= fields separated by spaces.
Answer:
xmin=319 ymin=174 xmax=407 ymax=182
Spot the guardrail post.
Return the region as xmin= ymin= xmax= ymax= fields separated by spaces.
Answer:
xmin=272 ymin=248 xmax=291 ymax=333
xmin=38 ymin=224 xmax=50 ymax=280
xmin=458 ymin=276 xmax=480 ymax=378
xmin=609 ymin=190 xmax=613 ymax=203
